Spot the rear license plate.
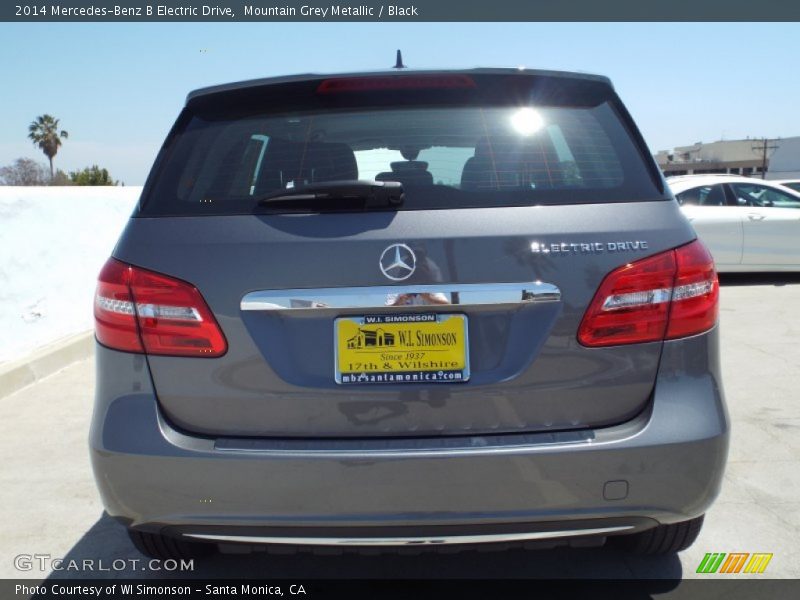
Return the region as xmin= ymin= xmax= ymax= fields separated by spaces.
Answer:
xmin=335 ymin=313 xmax=469 ymax=385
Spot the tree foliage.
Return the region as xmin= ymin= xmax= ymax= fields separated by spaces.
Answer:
xmin=69 ymin=165 xmax=118 ymax=186
xmin=51 ymin=169 xmax=72 ymax=186
xmin=28 ymin=114 xmax=68 ymax=178
xmin=0 ymin=158 xmax=51 ymax=185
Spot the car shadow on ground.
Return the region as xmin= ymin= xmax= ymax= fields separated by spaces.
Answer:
xmin=719 ymin=273 xmax=800 ymax=287
xmin=48 ymin=513 xmax=683 ymax=586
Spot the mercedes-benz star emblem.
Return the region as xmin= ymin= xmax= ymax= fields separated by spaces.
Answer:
xmin=379 ymin=243 xmax=416 ymax=281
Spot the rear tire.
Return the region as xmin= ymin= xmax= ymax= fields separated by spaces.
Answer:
xmin=616 ymin=515 xmax=704 ymax=555
xmin=128 ymin=530 xmax=216 ymax=560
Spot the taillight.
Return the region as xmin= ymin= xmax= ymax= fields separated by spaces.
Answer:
xmin=94 ymin=258 xmax=227 ymax=357
xmin=578 ymin=240 xmax=718 ymax=347
xmin=666 ymin=240 xmax=719 ymax=340
xmin=94 ymin=260 xmax=142 ymax=353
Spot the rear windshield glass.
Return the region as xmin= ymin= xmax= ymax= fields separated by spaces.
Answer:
xmin=140 ymin=82 xmax=661 ymax=215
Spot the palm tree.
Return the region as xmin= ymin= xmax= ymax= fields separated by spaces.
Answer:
xmin=28 ymin=114 xmax=68 ymax=179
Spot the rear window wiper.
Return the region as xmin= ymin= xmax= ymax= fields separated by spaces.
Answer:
xmin=256 ymin=180 xmax=404 ymax=211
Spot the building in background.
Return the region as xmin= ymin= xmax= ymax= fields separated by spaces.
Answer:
xmin=655 ymin=136 xmax=800 ymax=180
xmin=766 ymin=137 xmax=800 ymax=179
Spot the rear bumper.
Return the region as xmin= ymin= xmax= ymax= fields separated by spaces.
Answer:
xmin=90 ymin=330 xmax=729 ymax=545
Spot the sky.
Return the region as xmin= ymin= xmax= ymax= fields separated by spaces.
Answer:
xmin=1 ymin=22 xmax=797 ymax=185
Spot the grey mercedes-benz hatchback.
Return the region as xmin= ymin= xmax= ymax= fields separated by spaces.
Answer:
xmin=90 ymin=68 xmax=728 ymax=560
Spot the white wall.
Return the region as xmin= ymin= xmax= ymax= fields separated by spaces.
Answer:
xmin=767 ymin=137 xmax=800 ymax=180
xmin=0 ymin=186 xmax=141 ymax=363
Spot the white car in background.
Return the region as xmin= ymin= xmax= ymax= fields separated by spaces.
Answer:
xmin=773 ymin=179 xmax=800 ymax=193
xmin=667 ymin=175 xmax=800 ymax=272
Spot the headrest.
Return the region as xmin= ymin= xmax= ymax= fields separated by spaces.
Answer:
xmin=390 ymin=160 xmax=429 ymax=172
xmin=257 ymin=139 xmax=358 ymax=191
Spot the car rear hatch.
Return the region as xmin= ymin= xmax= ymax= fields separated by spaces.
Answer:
xmin=109 ymin=70 xmax=698 ymax=438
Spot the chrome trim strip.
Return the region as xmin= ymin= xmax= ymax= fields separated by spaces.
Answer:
xmin=186 ymin=526 xmax=632 ymax=547
xmin=212 ymin=418 xmax=606 ymax=456
xmin=241 ymin=282 xmax=561 ymax=311
xmin=212 ymin=438 xmax=594 ymax=458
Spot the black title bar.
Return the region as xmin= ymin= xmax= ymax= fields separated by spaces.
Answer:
xmin=4 ymin=1 xmax=800 ymax=22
